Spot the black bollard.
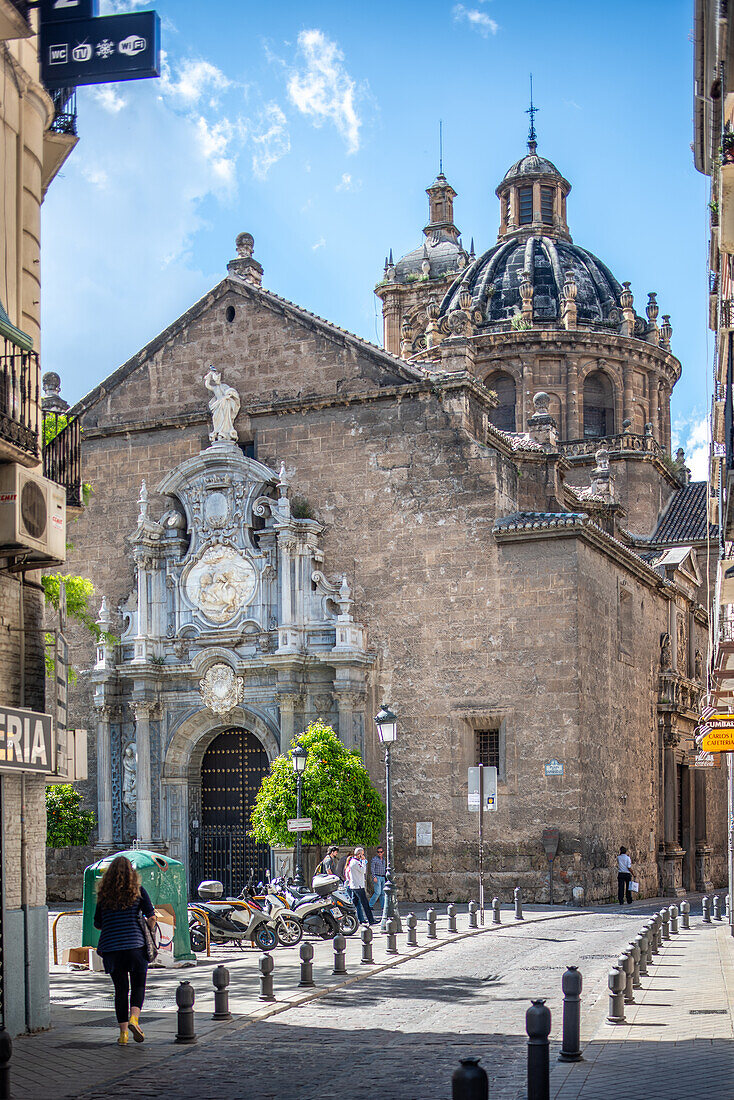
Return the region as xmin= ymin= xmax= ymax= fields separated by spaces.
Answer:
xmin=514 ymin=886 xmax=524 ymax=920
xmin=703 ymin=895 xmax=711 ymax=923
xmin=406 ymin=913 xmax=418 ymax=947
xmin=212 ymin=964 xmax=232 ymax=1021
xmin=669 ymin=905 xmax=679 ymax=935
xmin=620 ymin=952 xmax=635 ymax=1005
xmin=333 ymin=933 xmax=347 ymax=975
xmin=713 ymin=895 xmax=722 ymax=921
xmin=259 ymin=953 xmax=275 ymax=1001
xmin=558 ymin=965 xmax=583 ymax=1062
xmin=526 ymin=998 xmax=551 ymax=1100
xmin=0 ymin=1027 xmax=12 ymax=1100
xmin=386 ymin=917 xmax=398 ymax=955
xmin=299 ymin=941 xmax=315 ymax=987
xmin=628 ymin=941 xmax=641 ymax=990
xmin=681 ymin=900 xmax=690 ymax=930
xmin=607 ymin=966 xmax=625 ymax=1024
xmin=427 ymin=908 xmax=437 ymax=940
xmin=492 ymin=897 xmax=501 ymax=924
xmin=452 ymin=1056 xmax=488 ymax=1100
xmin=175 ymin=980 xmax=197 ymax=1043
xmin=447 ymin=904 xmax=457 ymax=933
xmin=660 ymin=908 xmax=670 ymax=941
xmin=468 ymin=901 xmax=478 ymax=929
xmin=360 ymin=925 xmax=374 ymax=965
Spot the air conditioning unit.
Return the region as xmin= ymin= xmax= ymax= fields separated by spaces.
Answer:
xmin=0 ymin=463 xmax=66 ymax=564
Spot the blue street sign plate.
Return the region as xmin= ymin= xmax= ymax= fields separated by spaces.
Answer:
xmin=41 ymin=0 xmax=97 ymax=23
xmin=41 ymin=11 xmax=161 ymax=89
xmin=544 ymin=758 xmax=564 ymax=776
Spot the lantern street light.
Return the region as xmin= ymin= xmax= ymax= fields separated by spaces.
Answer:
xmin=374 ymin=704 xmax=402 ymax=932
xmin=292 ymin=744 xmax=308 ymax=888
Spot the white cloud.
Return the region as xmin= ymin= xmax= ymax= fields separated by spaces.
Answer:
xmin=193 ymin=116 xmax=241 ymax=189
xmin=81 ymin=165 xmax=108 ymax=188
xmin=251 ymin=103 xmax=290 ymax=179
xmin=452 ymin=4 xmax=499 ymax=35
xmin=311 ymin=238 xmax=326 ymax=250
xmin=161 ymin=58 xmax=231 ymax=106
xmin=287 ymin=30 xmax=361 ymax=153
xmin=88 ymin=86 xmax=127 ymax=113
xmin=336 ymin=172 xmax=361 ymax=192
xmin=672 ymin=412 xmax=710 ymax=482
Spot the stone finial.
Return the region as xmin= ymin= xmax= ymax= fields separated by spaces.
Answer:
xmin=644 ymin=422 xmax=653 ymax=437
xmin=138 ymin=480 xmax=149 ymax=520
xmin=622 ymin=418 xmax=632 ymax=433
xmin=620 ymin=281 xmax=635 ymax=337
xmin=660 ymin=314 xmax=672 ymax=348
xmin=228 ymin=232 xmax=263 ymax=287
xmin=646 ymin=292 xmax=659 ymax=323
xmin=519 ymin=269 xmax=534 ymax=321
xmin=338 ymin=575 xmax=353 ymax=620
xmin=674 ymin=447 xmax=691 ymax=486
xmin=563 ymin=270 xmax=577 ymax=301
xmin=42 ymin=371 xmax=70 ymax=414
xmin=620 ymin=281 xmax=634 ymax=311
xmin=386 ymin=248 xmax=396 ymax=281
xmin=527 ymin=391 xmax=558 ymax=451
xmin=562 ymin=270 xmax=578 ymax=329
xmin=421 ymin=243 xmax=431 ymax=277
xmin=97 ymin=595 xmax=113 ymax=631
xmin=400 ymin=315 xmax=413 ymax=358
xmin=590 ymin=446 xmax=614 ymax=501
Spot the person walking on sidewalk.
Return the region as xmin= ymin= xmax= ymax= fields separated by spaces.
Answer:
xmin=315 ymin=845 xmax=340 ymax=878
xmin=94 ymin=855 xmax=156 ymax=1045
xmin=345 ymin=847 xmax=376 ymax=925
xmin=368 ymin=846 xmax=386 ymax=914
xmin=617 ymin=846 xmax=633 ymax=905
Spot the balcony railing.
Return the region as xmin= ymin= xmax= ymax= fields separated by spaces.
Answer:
xmin=560 ymin=432 xmax=663 ymax=460
xmin=0 ymin=339 xmax=40 ymax=457
xmin=43 ymin=413 xmax=82 ymax=508
xmin=720 ymin=298 xmax=734 ymax=328
xmin=49 ymin=88 xmax=78 ymax=137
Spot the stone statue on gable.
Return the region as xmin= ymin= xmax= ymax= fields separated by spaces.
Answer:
xmin=204 ymin=366 xmax=240 ymax=443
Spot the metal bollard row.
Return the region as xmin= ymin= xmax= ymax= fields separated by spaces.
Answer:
xmin=620 ymin=951 xmax=635 ymax=1005
xmin=702 ymin=895 xmax=711 ymax=923
xmin=558 ymin=965 xmax=582 ymax=1063
xmin=607 ymin=963 xmax=625 ymax=1024
xmin=426 ymin=908 xmax=437 ymax=940
xmin=713 ymin=895 xmax=722 ymax=921
xmin=175 ymin=980 xmax=197 ymax=1042
xmin=669 ymin=904 xmax=679 ymax=934
xmin=452 ymin=1056 xmax=488 ymax=1099
xmin=212 ymin=964 xmax=232 ymax=1021
xmin=660 ymin=907 xmax=670 ymax=941
xmin=360 ymin=925 xmax=374 ymax=965
xmin=628 ymin=941 xmax=641 ymax=990
xmin=526 ymin=998 xmax=551 ymax=1100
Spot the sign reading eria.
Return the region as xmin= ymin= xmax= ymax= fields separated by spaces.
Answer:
xmin=0 ymin=706 xmax=54 ymax=774
xmin=40 ymin=10 xmax=161 ymax=89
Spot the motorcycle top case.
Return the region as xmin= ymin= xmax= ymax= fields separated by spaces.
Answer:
xmin=198 ymin=879 xmax=224 ymax=900
xmin=311 ymin=873 xmax=341 ymax=897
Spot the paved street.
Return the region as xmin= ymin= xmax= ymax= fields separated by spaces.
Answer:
xmin=23 ymin=906 xmax=657 ymax=1100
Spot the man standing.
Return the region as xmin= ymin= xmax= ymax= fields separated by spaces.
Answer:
xmin=369 ymin=846 xmax=386 ymax=914
xmin=617 ymin=846 xmax=633 ymax=905
xmin=345 ymin=847 xmax=375 ymax=925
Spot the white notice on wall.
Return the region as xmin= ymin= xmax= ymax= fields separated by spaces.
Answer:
xmin=416 ymin=821 xmax=433 ymax=847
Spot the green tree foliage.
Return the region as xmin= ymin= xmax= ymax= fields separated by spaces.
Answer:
xmin=41 ymin=573 xmax=114 ymax=679
xmin=250 ymin=721 xmax=385 ymax=847
xmin=46 ymin=784 xmax=96 ymax=847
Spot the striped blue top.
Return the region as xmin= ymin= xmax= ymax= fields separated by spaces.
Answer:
xmin=94 ymin=887 xmax=154 ymax=955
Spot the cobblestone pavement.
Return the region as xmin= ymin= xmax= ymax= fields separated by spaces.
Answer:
xmin=66 ymin=910 xmax=650 ymax=1100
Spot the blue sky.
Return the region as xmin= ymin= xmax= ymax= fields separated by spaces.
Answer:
xmin=41 ymin=0 xmax=712 ymax=474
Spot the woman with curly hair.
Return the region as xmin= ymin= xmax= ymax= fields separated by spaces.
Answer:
xmin=94 ymin=855 xmax=156 ymax=1045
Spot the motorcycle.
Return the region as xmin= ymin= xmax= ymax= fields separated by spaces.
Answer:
xmin=330 ymin=885 xmax=360 ymax=935
xmin=268 ymin=873 xmax=345 ymax=939
xmin=189 ymin=880 xmax=279 ymax=952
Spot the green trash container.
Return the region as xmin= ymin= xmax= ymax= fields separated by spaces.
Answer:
xmin=82 ymin=849 xmax=195 ymax=963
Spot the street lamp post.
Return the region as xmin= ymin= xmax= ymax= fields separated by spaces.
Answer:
xmin=292 ymin=744 xmax=308 ymax=888
xmin=374 ymin=704 xmax=402 ymax=933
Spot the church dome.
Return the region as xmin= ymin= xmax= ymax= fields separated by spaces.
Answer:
xmin=438 ymin=235 xmax=623 ymax=326
xmin=394 ymin=236 xmax=467 ymax=281
xmin=501 ymin=149 xmax=565 ymax=185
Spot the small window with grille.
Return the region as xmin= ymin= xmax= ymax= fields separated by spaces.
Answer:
xmin=476 ymin=728 xmax=500 ymax=770
xmin=540 ymin=187 xmax=554 ymax=224
xmin=518 ymin=186 xmax=533 ymax=225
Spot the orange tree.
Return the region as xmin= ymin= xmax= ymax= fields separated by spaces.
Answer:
xmin=250 ymin=721 xmax=384 ymax=847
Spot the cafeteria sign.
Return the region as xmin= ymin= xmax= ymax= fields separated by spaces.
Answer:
xmin=0 ymin=706 xmax=54 ymax=774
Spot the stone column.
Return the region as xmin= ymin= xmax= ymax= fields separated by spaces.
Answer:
xmin=278 ymin=694 xmax=295 ymax=751
xmin=622 ymin=362 xmax=634 ymax=427
xmin=694 ymin=769 xmax=713 ymax=891
xmin=663 ymin=745 xmax=677 ymax=849
xmin=131 ymin=701 xmax=153 ymax=845
xmin=336 ymin=691 xmax=366 ymax=754
xmin=566 ymin=358 xmax=579 ymax=439
xmin=95 ymin=704 xmax=113 ymax=846
xmin=650 ymin=373 xmax=661 ymax=443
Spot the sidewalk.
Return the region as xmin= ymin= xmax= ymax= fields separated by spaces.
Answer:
xmin=550 ymin=916 xmax=734 ymax=1100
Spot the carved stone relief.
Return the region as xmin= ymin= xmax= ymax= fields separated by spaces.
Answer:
xmin=199 ymin=663 xmax=245 ymax=717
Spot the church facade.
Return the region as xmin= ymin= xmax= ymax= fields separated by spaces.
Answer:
xmin=63 ymin=137 xmax=728 ymax=903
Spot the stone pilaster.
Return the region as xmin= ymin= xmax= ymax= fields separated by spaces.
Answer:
xmin=131 ymin=700 xmax=155 ymax=845
xmin=95 ymin=704 xmax=113 ymax=846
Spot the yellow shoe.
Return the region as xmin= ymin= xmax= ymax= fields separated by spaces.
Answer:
xmin=117 ymin=1032 xmax=129 ymax=1045
xmin=129 ymin=1016 xmax=145 ymax=1043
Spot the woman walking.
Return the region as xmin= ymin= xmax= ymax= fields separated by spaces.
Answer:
xmin=94 ymin=855 xmax=156 ymax=1045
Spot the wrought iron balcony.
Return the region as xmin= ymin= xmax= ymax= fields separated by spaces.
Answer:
xmin=0 ymin=338 xmax=40 ymax=458
xmin=43 ymin=413 xmax=82 ymax=509
xmin=49 ymin=88 xmax=78 ymax=137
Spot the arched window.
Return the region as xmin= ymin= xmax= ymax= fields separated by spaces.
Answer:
xmin=486 ymin=371 xmax=517 ymax=432
xmin=583 ymin=371 xmax=615 ymax=439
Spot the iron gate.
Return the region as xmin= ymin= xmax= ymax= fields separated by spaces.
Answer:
xmin=192 ymin=729 xmax=270 ymax=897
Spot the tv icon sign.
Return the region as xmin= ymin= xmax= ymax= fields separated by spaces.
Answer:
xmin=72 ymin=43 xmax=92 ymax=62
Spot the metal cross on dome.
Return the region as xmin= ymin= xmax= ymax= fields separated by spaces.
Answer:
xmin=526 ymin=73 xmax=539 ymax=149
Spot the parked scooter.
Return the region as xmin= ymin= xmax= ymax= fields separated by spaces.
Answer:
xmin=268 ymin=874 xmax=345 ymax=939
xmin=189 ymin=880 xmax=278 ymax=952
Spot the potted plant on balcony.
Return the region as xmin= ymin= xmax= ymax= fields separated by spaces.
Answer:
xmin=721 ymin=130 xmax=734 ymax=164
